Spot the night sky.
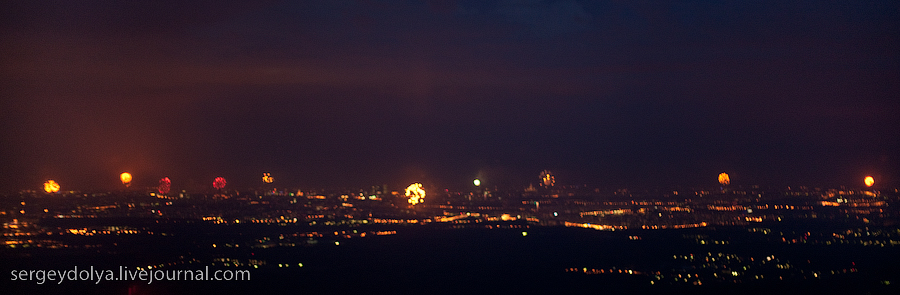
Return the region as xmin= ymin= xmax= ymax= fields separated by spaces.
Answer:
xmin=1 ymin=1 xmax=898 ymax=192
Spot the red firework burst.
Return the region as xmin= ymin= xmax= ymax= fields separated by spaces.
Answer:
xmin=213 ymin=177 xmax=227 ymax=190
xmin=158 ymin=177 xmax=171 ymax=195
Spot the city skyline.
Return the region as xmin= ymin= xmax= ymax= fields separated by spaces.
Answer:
xmin=5 ymin=169 xmax=899 ymax=294
xmin=2 ymin=1 xmax=897 ymax=192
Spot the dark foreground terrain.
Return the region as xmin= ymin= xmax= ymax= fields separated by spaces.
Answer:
xmin=4 ymin=218 xmax=899 ymax=294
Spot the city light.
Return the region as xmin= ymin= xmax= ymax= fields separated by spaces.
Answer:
xmin=262 ymin=173 xmax=274 ymax=183
xmin=718 ymin=172 xmax=730 ymax=186
xmin=864 ymin=176 xmax=874 ymax=187
xmin=43 ymin=180 xmax=60 ymax=193
xmin=405 ymin=183 xmax=425 ymax=205
xmin=120 ymin=172 xmax=132 ymax=187
xmin=473 ymin=179 xmax=481 ymax=187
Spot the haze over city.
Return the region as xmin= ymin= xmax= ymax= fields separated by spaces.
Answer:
xmin=2 ymin=1 xmax=897 ymax=192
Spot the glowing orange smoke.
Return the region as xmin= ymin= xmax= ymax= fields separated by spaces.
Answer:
xmin=44 ymin=180 xmax=60 ymax=193
xmin=262 ymin=173 xmax=274 ymax=183
xmin=718 ymin=172 xmax=730 ymax=186
xmin=864 ymin=176 xmax=874 ymax=187
xmin=120 ymin=172 xmax=133 ymax=187
xmin=405 ymin=183 xmax=425 ymax=205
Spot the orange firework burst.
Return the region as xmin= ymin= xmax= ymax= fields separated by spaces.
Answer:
xmin=120 ymin=172 xmax=133 ymax=187
xmin=718 ymin=172 xmax=730 ymax=186
xmin=540 ymin=170 xmax=555 ymax=187
xmin=405 ymin=183 xmax=425 ymax=205
xmin=864 ymin=176 xmax=874 ymax=187
xmin=44 ymin=180 xmax=60 ymax=193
